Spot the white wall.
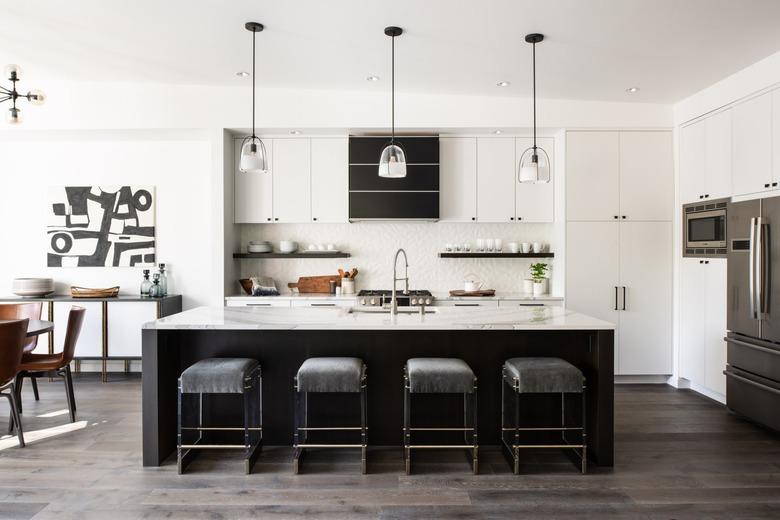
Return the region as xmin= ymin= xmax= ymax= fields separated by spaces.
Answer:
xmin=0 ymin=130 xmax=216 ymax=309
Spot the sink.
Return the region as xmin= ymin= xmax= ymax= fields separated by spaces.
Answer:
xmin=349 ymin=307 xmax=438 ymax=315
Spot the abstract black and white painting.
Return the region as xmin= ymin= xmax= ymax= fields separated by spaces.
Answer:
xmin=47 ymin=186 xmax=156 ymax=267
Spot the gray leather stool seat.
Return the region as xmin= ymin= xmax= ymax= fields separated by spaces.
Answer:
xmin=180 ymin=358 xmax=260 ymax=394
xmin=503 ymin=357 xmax=584 ymax=394
xmin=406 ymin=358 xmax=476 ymax=394
xmin=296 ymin=357 xmax=365 ymax=393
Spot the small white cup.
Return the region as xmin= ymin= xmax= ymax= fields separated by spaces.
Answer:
xmin=508 ymin=242 xmax=519 ymax=253
xmin=486 ymin=239 xmax=495 ymax=252
xmin=317 ymin=244 xmax=326 ymax=251
xmin=494 ymin=239 xmax=503 ymax=252
xmin=521 ymin=242 xmax=531 ymax=254
xmin=532 ymin=242 xmax=542 ymax=253
xmin=326 ymin=243 xmax=336 ymax=251
xmin=476 ymin=239 xmax=484 ymax=252
xmin=463 ymin=243 xmax=471 ymax=252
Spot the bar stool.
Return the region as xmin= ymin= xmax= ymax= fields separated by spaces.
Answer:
xmin=403 ymin=358 xmax=478 ymax=475
xmin=501 ymin=357 xmax=587 ymax=474
xmin=177 ymin=358 xmax=262 ymax=474
xmin=293 ymin=357 xmax=367 ymax=474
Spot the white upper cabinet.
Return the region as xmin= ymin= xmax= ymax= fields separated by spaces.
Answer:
xmin=619 ymin=132 xmax=673 ymax=221
xmin=235 ymin=138 xmax=273 ymax=223
xmin=566 ymin=132 xmax=620 ymax=221
xmin=440 ymin=137 xmax=477 ymax=222
xmin=680 ymin=121 xmax=706 ymax=204
xmin=311 ymin=138 xmax=349 ymax=223
xmin=477 ymin=138 xmax=516 ymax=222
xmin=272 ymin=138 xmax=311 ymax=223
xmin=704 ymin=109 xmax=733 ymax=200
xmin=773 ymin=90 xmax=780 ymax=187
xmin=732 ymin=92 xmax=773 ymax=196
xmin=515 ymin=137 xmax=554 ymax=222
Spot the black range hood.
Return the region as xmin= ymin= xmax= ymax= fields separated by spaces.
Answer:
xmin=348 ymin=136 xmax=439 ymax=221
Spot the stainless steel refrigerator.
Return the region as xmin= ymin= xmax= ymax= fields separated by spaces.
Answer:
xmin=726 ymin=197 xmax=780 ymax=432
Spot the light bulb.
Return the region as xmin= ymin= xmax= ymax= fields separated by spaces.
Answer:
xmin=7 ymin=107 xmax=22 ymax=125
xmin=4 ymin=64 xmax=21 ymax=80
xmin=28 ymin=89 xmax=45 ymax=106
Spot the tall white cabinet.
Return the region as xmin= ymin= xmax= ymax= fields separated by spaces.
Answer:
xmin=566 ymin=131 xmax=674 ymax=375
xmin=439 ymin=137 xmax=477 ymax=222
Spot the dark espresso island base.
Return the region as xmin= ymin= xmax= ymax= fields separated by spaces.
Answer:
xmin=142 ymin=306 xmax=614 ymax=468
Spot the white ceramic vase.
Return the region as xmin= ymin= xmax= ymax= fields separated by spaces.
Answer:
xmin=532 ymin=278 xmax=549 ymax=296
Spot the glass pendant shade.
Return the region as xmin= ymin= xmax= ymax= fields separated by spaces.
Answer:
xmin=239 ymin=136 xmax=269 ymax=174
xmin=28 ymin=89 xmax=45 ymax=105
xmin=518 ymin=146 xmax=551 ymax=183
xmin=378 ymin=143 xmax=407 ymax=178
xmin=7 ymin=107 xmax=21 ymax=125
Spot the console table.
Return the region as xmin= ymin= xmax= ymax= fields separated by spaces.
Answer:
xmin=0 ymin=295 xmax=181 ymax=382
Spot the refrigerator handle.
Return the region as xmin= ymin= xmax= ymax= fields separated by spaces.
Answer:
xmin=622 ymin=286 xmax=627 ymax=311
xmin=758 ymin=218 xmax=770 ymax=318
xmin=614 ymin=286 xmax=618 ymax=311
xmin=749 ymin=217 xmax=758 ymax=319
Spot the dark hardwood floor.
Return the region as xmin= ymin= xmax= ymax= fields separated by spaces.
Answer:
xmin=1 ymin=376 xmax=779 ymax=519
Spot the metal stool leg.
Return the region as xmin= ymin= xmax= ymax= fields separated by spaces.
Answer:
xmin=403 ymin=371 xmax=411 ymax=475
xmin=581 ymin=384 xmax=587 ymax=474
xmin=471 ymin=379 xmax=479 ymax=475
xmin=513 ymin=379 xmax=520 ymax=474
xmin=360 ymin=378 xmax=367 ymax=474
xmin=243 ymin=370 xmax=262 ymax=474
xmin=293 ymin=377 xmax=304 ymax=475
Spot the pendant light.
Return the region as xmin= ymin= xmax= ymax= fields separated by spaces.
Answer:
xmin=239 ymin=22 xmax=269 ymax=174
xmin=378 ymin=26 xmax=406 ymax=178
xmin=1 ymin=64 xmax=45 ymax=125
xmin=518 ymin=33 xmax=551 ymax=184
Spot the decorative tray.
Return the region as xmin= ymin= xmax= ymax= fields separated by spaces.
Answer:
xmin=70 ymin=286 xmax=120 ymax=298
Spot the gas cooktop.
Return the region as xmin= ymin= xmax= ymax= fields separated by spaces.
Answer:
xmin=357 ymin=290 xmax=433 ymax=296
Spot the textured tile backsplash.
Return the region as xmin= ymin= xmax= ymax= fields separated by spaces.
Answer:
xmin=237 ymin=222 xmax=562 ymax=296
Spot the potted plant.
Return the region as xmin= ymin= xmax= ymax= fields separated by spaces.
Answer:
xmin=529 ymin=262 xmax=549 ymax=296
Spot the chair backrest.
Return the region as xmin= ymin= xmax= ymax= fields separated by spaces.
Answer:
xmin=60 ymin=306 xmax=86 ymax=365
xmin=0 ymin=303 xmax=42 ymax=353
xmin=0 ymin=318 xmax=29 ymax=386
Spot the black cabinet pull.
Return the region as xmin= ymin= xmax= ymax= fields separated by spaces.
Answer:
xmin=313 ymin=217 xmax=318 ymax=221
xmin=621 ymin=215 xmax=627 ymax=219
xmin=699 ymin=260 xmax=704 ymax=264
xmin=705 ymin=194 xmax=710 ymax=198
xmin=765 ymin=183 xmax=770 ymax=188
xmin=614 ymin=286 xmax=618 ymax=310
xmin=266 ymin=218 xmax=271 ymax=222
xmin=510 ymin=217 xmax=514 ymax=221
xmin=471 ymin=217 xmax=475 ymax=221
xmin=773 ymin=183 xmax=778 ymax=188
xmin=518 ymin=216 xmax=523 ymax=221
xmin=699 ymin=195 xmax=704 ymax=199
xmin=613 ymin=215 xmax=618 ymax=219
xmin=622 ymin=286 xmax=626 ymax=311
xmin=274 ymin=217 xmax=279 ymax=221
xmin=704 ymin=260 xmax=709 ymax=264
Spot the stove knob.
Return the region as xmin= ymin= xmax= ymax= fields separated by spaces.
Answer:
xmin=425 ymin=298 xmax=432 ymax=305
xmin=360 ymin=298 xmax=366 ymax=305
xmin=370 ymin=298 xmax=376 ymax=305
xmin=411 ymin=298 xmax=418 ymax=305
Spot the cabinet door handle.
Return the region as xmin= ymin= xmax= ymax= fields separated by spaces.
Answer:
xmin=621 ymin=215 xmax=627 ymax=219
xmin=510 ymin=217 xmax=515 ymax=221
xmin=773 ymin=183 xmax=778 ymax=188
xmin=266 ymin=218 xmax=272 ymax=222
xmin=622 ymin=286 xmax=627 ymax=311
xmin=614 ymin=286 xmax=618 ymax=310
xmin=247 ymin=303 xmax=272 ymax=307
xmin=699 ymin=195 xmax=704 ymax=199
xmin=310 ymin=303 xmax=336 ymax=307
xmin=705 ymin=194 xmax=710 ymax=198
xmin=613 ymin=215 xmax=618 ymax=219
xmin=313 ymin=217 xmax=318 ymax=221
xmin=274 ymin=217 xmax=279 ymax=221
xmin=454 ymin=303 xmax=480 ymax=307
xmin=471 ymin=217 xmax=475 ymax=221
xmin=765 ymin=183 xmax=771 ymax=188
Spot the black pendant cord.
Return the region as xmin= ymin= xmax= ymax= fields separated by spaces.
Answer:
xmin=532 ymin=40 xmax=537 ymax=151
xmin=391 ymin=33 xmax=395 ymax=145
xmin=251 ymin=28 xmax=256 ymax=140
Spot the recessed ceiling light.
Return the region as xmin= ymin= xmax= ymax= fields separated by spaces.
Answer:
xmin=290 ymin=130 xmax=301 ymax=135
xmin=236 ymin=71 xmax=250 ymax=77
xmin=497 ymin=81 xmax=511 ymax=87
xmin=493 ymin=130 xmax=503 ymax=134
xmin=366 ymin=75 xmax=380 ymax=82
xmin=626 ymin=86 xmax=640 ymax=93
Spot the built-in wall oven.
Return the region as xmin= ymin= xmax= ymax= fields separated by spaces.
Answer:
xmin=683 ymin=198 xmax=728 ymax=257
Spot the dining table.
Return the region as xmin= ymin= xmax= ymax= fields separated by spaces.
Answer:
xmin=0 ymin=319 xmax=54 ymax=338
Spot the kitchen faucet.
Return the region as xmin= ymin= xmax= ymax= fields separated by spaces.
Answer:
xmin=391 ymin=248 xmax=410 ymax=316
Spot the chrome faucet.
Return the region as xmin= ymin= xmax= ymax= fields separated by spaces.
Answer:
xmin=390 ymin=248 xmax=410 ymax=316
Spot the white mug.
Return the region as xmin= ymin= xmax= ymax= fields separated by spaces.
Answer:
xmin=532 ymin=242 xmax=542 ymax=253
xmin=464 ymin=280 xmax=483 ymax=292
xmin=486 ymin=239 xmax=495 ymax=252
xmin=521 ymin=242 xmax=531 ymax=254
xmin=508 ymin=242 xmax=519 ymax=253
xmin=476 ymin=239 xmax=484 ymax=252
xmin=494 ymin=239 xmax=503 ymax=252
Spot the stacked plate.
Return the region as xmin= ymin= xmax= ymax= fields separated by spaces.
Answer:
xmin=248 ymin=241 xmax=273 ymax=254
xmin=12 ymin=277 xmax=54 ymax=297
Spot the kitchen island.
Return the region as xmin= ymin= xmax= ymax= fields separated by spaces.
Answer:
xmin=142 ymin=305 xmax=615 ymax=467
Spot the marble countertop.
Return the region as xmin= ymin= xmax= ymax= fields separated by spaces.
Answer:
xmin=224 ymin=292 xmax=563 ymax=301
xmin=145 ymin=305 xmax=614 ymax=331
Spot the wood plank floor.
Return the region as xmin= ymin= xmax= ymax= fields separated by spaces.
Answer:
xmin=1 ymin=376 xmax=779 ymax=519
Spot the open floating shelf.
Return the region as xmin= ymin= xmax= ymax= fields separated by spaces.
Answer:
xmin=438 ymin=252 xmax=554 ymax=258
xmin=234 ymin=252 xmax=351 ymax=259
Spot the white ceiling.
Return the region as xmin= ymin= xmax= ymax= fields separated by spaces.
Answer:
xmin=2 ymin=0 xmax=780 ymax=104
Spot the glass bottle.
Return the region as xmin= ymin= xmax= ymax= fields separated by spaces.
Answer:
xmin=158 ymin=263 xmax=168 ymax=296
xmin=140 ymin=269 xmax=152 ymax=296
xmin=149 ymin=273 xmax=162 ymax=298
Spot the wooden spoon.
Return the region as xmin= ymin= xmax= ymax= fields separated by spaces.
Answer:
xmin=349 ymin=268 xmax=358 ymax=279
xmin=338 ymin=268 xmax=345 ymax=278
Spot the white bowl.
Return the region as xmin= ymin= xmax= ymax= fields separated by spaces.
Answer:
xmin=12 ymin=277 xmax=54 ymax=297
xmin=279 ymin=240 xmax=298 ymax=254
xmin=248 ymin=243 xmax=273 ymax=253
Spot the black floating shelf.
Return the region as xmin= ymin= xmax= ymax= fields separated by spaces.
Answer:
xmin=234 ymin=252 xmax=351 ymax=259
xmin=438 ymin=252 xmax=554 ymax=258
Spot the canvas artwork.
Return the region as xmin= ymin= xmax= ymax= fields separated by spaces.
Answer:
xmin=47 ymin=186 xmax=156 ymax=267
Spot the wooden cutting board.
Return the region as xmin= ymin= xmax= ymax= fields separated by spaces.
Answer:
xmin=288 ymin=275 xmax=341 ymax=294
xmin=448 ymin=289 xmax=496 ymax=297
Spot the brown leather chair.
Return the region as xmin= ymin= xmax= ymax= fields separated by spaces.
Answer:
xmin=0 ymin=303 xmax=43 ymax=401
xmin=15 ymin=306 xmax=85 ymax=423
xmin=1 ymin=318 xmax=28 ymax=447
